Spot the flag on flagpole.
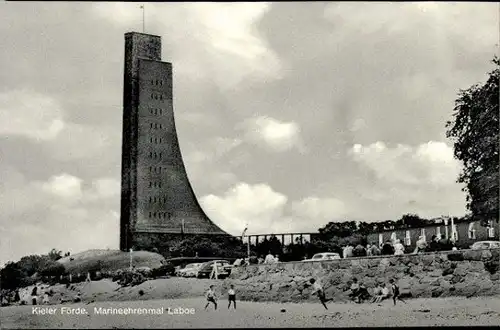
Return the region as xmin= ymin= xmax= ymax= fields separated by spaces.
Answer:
xmin=241 ymin=226 xmax=248 ymax=240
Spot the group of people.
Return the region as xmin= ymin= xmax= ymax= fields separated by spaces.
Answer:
xmin=204 ymin=284 xmax=237 ymax=310
xmin=311 ymin=277 xmax=405 ymax=310
xmin=0 ymin=289 xmax=21 ymax=307
xmin=0 ymin=287 xmax=50 ymax=307
xmin=203 ymin=276 xmax=406 ymax=313
xmin=233 ymin=253 xmax=281 ymax=267
xmin=340 ymin=234 xmax=458 ymax=259
xmin=348 ymin=278 xmax=405 ymax=305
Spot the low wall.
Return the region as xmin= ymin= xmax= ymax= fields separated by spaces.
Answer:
xmin=223 ymin=249 xmax=500 ymax=303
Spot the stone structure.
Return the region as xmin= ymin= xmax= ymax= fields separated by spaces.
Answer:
xmin=120 ymin=32 xmax=228 ymax=252
xmin=223 ymin=249 xmax=500 ymax=303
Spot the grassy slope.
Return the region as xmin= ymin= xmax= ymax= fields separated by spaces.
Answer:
xmin=57 ymin=249 xmax=166 ymax=274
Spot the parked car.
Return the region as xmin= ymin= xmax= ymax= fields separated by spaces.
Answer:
xmin=197 ymin=260 xmax=231 ymax=279
xmin=302 ymin=252 xmax=341 ymax=262
xmin=177 ymin=263 xmax=203 ymax=278
xmin=470 ymin=241 xmax=500 ymax=250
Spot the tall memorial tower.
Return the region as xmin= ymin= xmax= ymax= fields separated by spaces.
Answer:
xmin=120 ymin=32 xmax=228 ymax=252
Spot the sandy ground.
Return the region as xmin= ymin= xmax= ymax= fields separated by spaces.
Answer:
xmin=17 ymin=278 xmax=221 ymax=305
xmin=2 ymin=295 xmax=499 ymax=328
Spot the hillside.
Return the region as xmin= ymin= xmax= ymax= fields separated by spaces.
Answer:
xmin=57 ymin=249 xmax=165 ymax=274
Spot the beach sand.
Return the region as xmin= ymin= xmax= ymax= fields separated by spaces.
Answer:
xmin=2 ymin=295 xmax=499 ymax=328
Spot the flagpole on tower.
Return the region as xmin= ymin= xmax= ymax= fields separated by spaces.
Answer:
xmin=140 ymin=4 xmax=145 ymax=33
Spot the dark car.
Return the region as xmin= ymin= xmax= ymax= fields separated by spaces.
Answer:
xmin=196 ymin=260 xmax=231 ymax=279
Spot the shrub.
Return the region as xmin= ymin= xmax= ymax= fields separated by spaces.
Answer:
xmin=151 ymin=264 xmax=174 ymax=278
xmin=39 ymin=261 xmax=66 ymax=278
xmin=0 ymin=262 xmax=24 ymax=290
xmin=118 ymin=270 xmax=146 ymax=287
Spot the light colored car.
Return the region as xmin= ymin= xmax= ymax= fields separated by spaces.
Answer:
xmin=302 ymin=252 xmax=341 ymax=262
xmin=177 ymin=263 xmax=203 ymax=277
xmin=470 ymin=241 xmax=500 ymax=250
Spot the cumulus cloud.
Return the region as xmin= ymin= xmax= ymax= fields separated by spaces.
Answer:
xmin=182 ymin=136 xmax=242 ymax=193
xmin=239 ymin=116 xmax=306 ymax=153
xmin=350 ymin=141 xmax=461 ymax=186
xmin=200 ymin=182 xmax=288 ymax=235
xmin=92 ymin=2 xmax=281 ymax=89
xmin=291 ymin=196 xmax=347 ymax=221
xmin=0 ymin=170 xmax=120 ymax=264
xmin=46 ymin=123 xmax=119 ymax=161
xmin=41 ymin=174 xmax=83 ymax=200
xmin=200 ymin=182 xmax=350 ymax=235
xmin=0 ymin=90 xmax=64 ymax=141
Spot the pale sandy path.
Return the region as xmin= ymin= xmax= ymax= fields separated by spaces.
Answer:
xmin=1 ymin=295 xmax=499 ymax=328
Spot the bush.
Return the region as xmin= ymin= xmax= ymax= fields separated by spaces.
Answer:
xmin=39 ymin=261 xmax=66 ymax=278
xmin=0 ymin=262 xmax=24 ymax=290
xmin=118 ymin=270 xmax=146 ymax=287
xmin=151 ymin=264 xmax=175 ymax=278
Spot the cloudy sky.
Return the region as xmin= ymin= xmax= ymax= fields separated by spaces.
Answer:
xmin=0 ymin=2 xmax=498 ymax=264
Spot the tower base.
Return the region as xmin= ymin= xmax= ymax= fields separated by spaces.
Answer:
xmin=125 ymin=232 xmax=234 ymax=258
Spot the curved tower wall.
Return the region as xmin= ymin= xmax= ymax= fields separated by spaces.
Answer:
xmin=120 ymin=32 xmax=228 ymax=251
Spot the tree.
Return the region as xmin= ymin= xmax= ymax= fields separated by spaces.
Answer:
xmin=398 ymin=213 xmax=426 ymax=228
xmin=48 ymin=248 xmax=63 ymax=261
xmin=0 ymin=262 xmax=24 ymax=290
xmin=17 ymin=255 xmax=51 ymax=277
xmin=446 ymin=57 xmax=499 ymax=226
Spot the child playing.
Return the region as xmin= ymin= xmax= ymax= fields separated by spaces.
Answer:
xmin=309 ymin=278 xmax=332 ymax=310
xmin=227 ymin=284 xmax=236 ymax=309
xmin=204 ymin=285 xmax=218 ymax=310
xmin=390 ymin=279 xmax=406 ymax=305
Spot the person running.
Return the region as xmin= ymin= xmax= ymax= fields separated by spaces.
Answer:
xmin=204 ymin=285 xmax=218 ymax=310
xmin=227 ymin=284 xmax=236 ymax=309
xmin=389 ymin=279 xmax=406 ymax=305
xmin=309 ymin=278 xmax=331 ymax=310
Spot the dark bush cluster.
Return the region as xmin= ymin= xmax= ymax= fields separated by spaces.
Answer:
xmin=116 ymin=269 xmax=146 ymax=287
xmin=151 ymin=264 xmax=175 ymax=278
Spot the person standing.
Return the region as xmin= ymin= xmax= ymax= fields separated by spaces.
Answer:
xmin=345 ymin=244 xmax=354 ymax=258
xmin=264 ymin=252 xmax=275 ymax=264
xmin=227 ymin=284 xmax=237 ymax=309
xmin=309 ymin=278 xmax=332 ymax=310
xmin=389 ymin=279 xmax=406 ymax=305
xmin=381 ymin=240 xmax=394 ymax=255
xmin=204 ymin=285 xmax=218 ymax=310
xmin=31 ymin=286 xmax=38 ymax=305
xmin=393 ymin=239 xmax=405 ymax=256
xmin=415 ymin=236 xmax=427 ymax=254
